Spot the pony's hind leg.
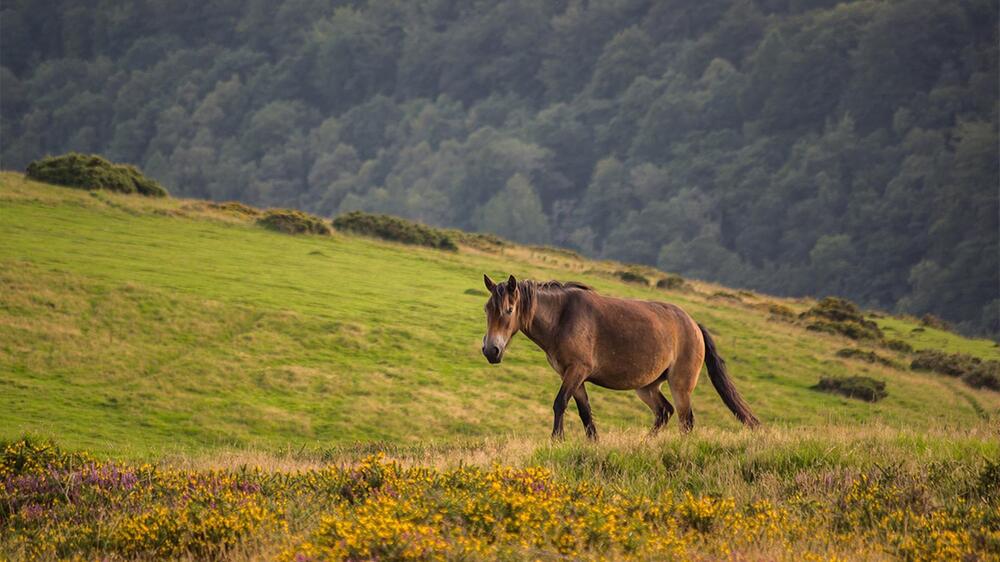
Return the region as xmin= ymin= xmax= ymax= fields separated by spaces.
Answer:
xmin=636 ymin=382 xmax=674 ymax=435
xmin=667 ymin=357 xmax=702 ymax=433
xmin=573 ymin=385 xmax=598 ymax=441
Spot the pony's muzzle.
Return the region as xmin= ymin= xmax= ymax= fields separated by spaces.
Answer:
xmin=483 ymin=343 xmax=503 ymax=364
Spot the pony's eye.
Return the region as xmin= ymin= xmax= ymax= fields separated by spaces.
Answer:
xmin=505 ymin=307 xmax=513 ymax=315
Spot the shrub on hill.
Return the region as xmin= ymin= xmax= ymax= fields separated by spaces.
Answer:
xmin=910 ymin=350 xmax=1000 ymax=391
xmin=962 ymin=364 xmax=1000 ymax=391
xmin=528 ymin=245 xmax=582 ymax=260
xmin=26 ymin=153 xmax=168 ymax=197
xmin=919 ymin=314 xmax=953 ymax=332
xmin=711 ymin=291 xmax=742 ymax=302
xmin=656 ymin=275 xmax=686 ymax=290
xmin=209 ymin=201 xmax=261 ymax=217
xmin=615 ymin=271 xmax=649 ymax=285
xmin=814 ymin=376 xmax=888 ymax=402
xmin=333 ymin=211 xmax=457 ymax=251
xmin=801 ymin=297 xmax=883 ymax=341
xmin=882 ymin=339 xmax=914 ymax=353
xmin=257 ymin=209 xmax=331 ymax=235
xmin=836 ymin=348 xmax=896 ymax=368
xmin=763 ymin=303 xmax=796 ymax=320
xmin=448 ymin=229 xmax=508 ymax=251
xmin=911 ymin=350 xmax=976 ymax=377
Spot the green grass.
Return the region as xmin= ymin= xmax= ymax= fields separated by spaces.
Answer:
xmin=876 ymin=315 xmax=1000 ymax=359
xmin=2 ymin=172 xmax=999 ymax=459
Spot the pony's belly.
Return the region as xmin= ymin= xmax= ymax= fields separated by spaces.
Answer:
xmin=587 ymin=364 xmax=665 ymax=390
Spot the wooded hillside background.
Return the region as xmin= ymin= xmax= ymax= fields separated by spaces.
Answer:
xmin=2 ymin=0 xmax=996 ymax=335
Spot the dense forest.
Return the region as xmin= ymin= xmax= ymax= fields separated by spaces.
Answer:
xmin=1 ymin=0 xmax=997 ymax=335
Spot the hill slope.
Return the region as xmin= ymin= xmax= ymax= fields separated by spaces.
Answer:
xmin=1 ymin=172 xmax=998 ymax=458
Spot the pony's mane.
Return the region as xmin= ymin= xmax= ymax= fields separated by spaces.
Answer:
xmin=504 ymin=279 xmax=593 ymax=331
xmin=530 ymin=280 xmax=593 ymax=292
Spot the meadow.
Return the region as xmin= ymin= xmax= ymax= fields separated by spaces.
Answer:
xmin=2 ymin=173 xmax=999 ymax=560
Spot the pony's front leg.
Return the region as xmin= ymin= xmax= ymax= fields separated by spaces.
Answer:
xmin=552 ymin=366 xmax=588 ymax=440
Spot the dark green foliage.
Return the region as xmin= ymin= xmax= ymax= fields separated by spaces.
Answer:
xmin=333 ymin=211 xmax=457 ymax=251
xmin=961 ymin=365 xmax=999 ymax=391
xmin=711 ymin=291 xmax=742 ymax=302
xmin=209 ymin=201 xmax=261 ymax=217
xmin=528 ymin=245 xmax=582 ymax=260
xmin=764 ymin=303 xmax=796 ymax=320
xmin=448 ymin=230 xmax=508 ymax=252
xmin=4 ymin=0 xmax=997 ymax=336
xmin=919 ymin=314 xmax=952 ymax=332
xmin=656 ymin=275 xmax=686 ymax=290
xmin=882 ymin=339 xmax=914 ymax=353
xmin=813 ymin=376 xmax=888 ymax=402
xmin=801 ymin=298 xmax=883 ymax=341
xmin=615 ymin=271 xmax=649 ymax=286
xmin=836 ymin=348 xmax=896 ymax=368
xmin=975 ymin=459 xmax=1000 ymax=499
xmin=910 ymin=350 xmax=1000 ymax=390
xmin=911 ymin=350 xmax=975 ymax=377
xmin=257 ymin=210 xmax=331 ymax=236
xmin=25 ymin=153 xmax=167 ymax=198
xmin=807 ymin=321 xmax=881 ymax=341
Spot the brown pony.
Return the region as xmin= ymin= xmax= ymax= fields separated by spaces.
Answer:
xmin=481 ymin=274 xmax=759 ymax=440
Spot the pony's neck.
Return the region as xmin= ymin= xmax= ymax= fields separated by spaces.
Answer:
xmin=519 ymin=282 xmax=564 ymax=353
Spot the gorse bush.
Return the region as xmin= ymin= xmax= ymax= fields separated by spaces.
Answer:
xmin=25 ymin=153 xmax=168 ymax=197
xmin=911 ymin=350 xmax=971 ymax=377
xmin=919 ymin=314 xmax=953 ymax=332
xmin=911 ymin=350 xmax=1000 ymax=391
xmin=882 ymin=339 xmax=914 ymax=353
xmin=711 ymin=291 xmax=742 ymax=301
xmin=836 ymin=348 xmax=896 ymax=368
xmin=962 ymin=365 xmax=1000 ymax=391
xmin=615 ymin=270 xmax=649 ymax=285
xmin=257 ymin=209 xmax=331 ymax=235
xmin=448 ymin=229 xmax=507 ymax=252
xmin=333 ymin=211 xmax=457 ymax=251
xmin=764 ymin=303 xmax=796 ymax=320
xmin=209 ymin=201 xmax=261 ymax=217
xmin=814 ymin=376 xmax=888 ymax=402
xmin=801 ymin=297 xmax=883 ymax=341
xmin=656 ymin=275 xmax=686 ymax=290
xmin=528 ymin=245 xmax=582 ymax=260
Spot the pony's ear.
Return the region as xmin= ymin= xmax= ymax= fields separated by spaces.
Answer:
xmin=507 ymin=274 xmax=517 ymax=293
xmin=483 ymin=274 xmax=497 ymax=292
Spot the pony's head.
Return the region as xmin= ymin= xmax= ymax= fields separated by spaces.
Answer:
xmin=481 ymin=274 xmax=521 ymax=364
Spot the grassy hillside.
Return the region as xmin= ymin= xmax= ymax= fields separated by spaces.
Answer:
xmin=2 ymin=171 xmax=998 ymax=459
xmin=2 ymin=173 xmax=1000 ymax=560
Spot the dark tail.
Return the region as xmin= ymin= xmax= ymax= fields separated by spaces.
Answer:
xmin=698 ymin=324 xmax=760 ymax=428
